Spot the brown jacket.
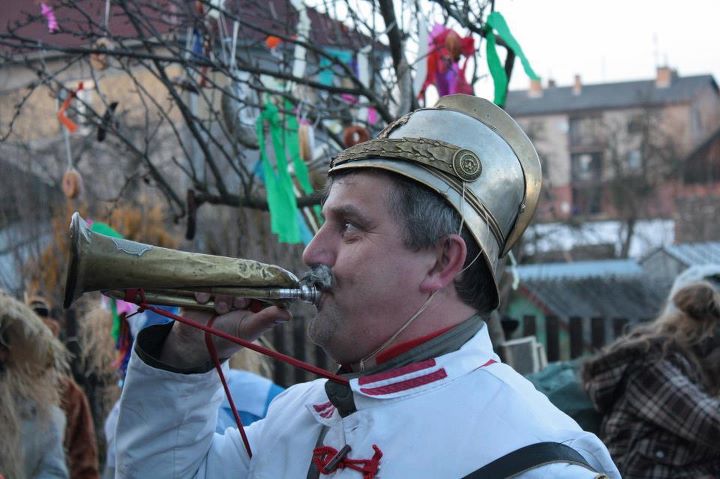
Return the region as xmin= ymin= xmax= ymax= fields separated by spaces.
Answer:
xmin=60 ymin=376 xmax=100 ymax=479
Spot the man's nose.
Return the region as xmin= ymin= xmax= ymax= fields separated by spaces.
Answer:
xmin=302 ymin=226 xmax=334 ymax=267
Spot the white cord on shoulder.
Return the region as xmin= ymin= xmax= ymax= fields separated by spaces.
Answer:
xmin=358 ymin=289 xmax=439 ymax=372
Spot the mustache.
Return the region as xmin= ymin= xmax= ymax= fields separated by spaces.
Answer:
xmin=301 ymin=265 xmax=334 ymax=292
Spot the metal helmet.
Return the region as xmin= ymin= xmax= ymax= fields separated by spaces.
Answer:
xmin=328 ymin=94 xmax=542 ymax=308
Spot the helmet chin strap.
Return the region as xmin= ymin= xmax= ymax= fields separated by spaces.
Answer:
xmin=356 ymin=185 xmax=480 ymax=372
xmin=358 ymin=289 xmax=440 ymax=372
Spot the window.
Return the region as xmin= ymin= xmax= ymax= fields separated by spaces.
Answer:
xmin=572 ymin=186 xmax=603 ymax=216
xmin=627 ymin=115 xmax=644 ymax=135
xmin=571 ymin=152 xmax=603 ymax=182
xmin=626 ymin=150 xmax=642 ymax=171
xmin=569 ymin=116 xmax=604 ymax=147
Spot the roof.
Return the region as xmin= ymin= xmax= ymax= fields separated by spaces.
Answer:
xmin=505 ymin=75 xmax=718 ymax=117
xmin=0 ymin=0 xmax=377 ymax=54
xmin=516 ymin=259 xmax=642 ymax=281
xmin=519 ymin=276 xmax=670 ymax=320
xmin=642 ymin=242 xmax=720 ymax=267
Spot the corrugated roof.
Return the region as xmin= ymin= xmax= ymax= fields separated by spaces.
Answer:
xmin=520 ymin=276 xmax=670 ymax=320
xmin=505 ymin=75 xmax=718 ymax=117
xmin=516 ymin=259 xmax=642 ymax=281
xmin=662 ymin=242 xmax=720 ymax=266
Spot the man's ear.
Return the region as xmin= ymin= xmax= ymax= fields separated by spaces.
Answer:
xmin=420 ymin=234 xmax=467 ymax=293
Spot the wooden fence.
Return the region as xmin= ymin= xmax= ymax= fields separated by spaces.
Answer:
xmin=519 ymin=315 xmax=644 ymax=363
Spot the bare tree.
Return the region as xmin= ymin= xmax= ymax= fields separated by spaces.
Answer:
xmin=0 ymin=0 xmax=513 ymax=232
xmin=603 ymin=106 xmax=681 ymax=257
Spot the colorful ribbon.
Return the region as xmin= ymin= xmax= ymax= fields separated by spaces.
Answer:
xmin=57 ymin=82 xmax=84 ymax=133
xmin=41 ymin=3 xmax=59 ymax=33
xmin=419 ymin=24 xmax=475 ymax=99
xmin=256 ymin=100 xmax=318 ymax=244
xmin=318 ymin=48 xmax=353 ymax=86
xmin=484 ymin=11 xmax=539 ymax=107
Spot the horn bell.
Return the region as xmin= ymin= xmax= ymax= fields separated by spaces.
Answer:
xmin=63 ymin=212 xmax=301 ymax=309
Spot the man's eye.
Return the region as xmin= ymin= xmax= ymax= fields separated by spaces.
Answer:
xmin=341 ymin=221 xmax=360 ymax=235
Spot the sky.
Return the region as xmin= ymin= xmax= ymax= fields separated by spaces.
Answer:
xmin=489 ymin=0 xmax=720 ymax=93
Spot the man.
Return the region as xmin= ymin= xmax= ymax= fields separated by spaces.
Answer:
xmin=116 ymin=95 xmax=620 ymax=477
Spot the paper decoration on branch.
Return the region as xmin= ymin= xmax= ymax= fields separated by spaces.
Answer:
xmin=61 ymin=167 xmax=83 ymax=199
xmin=221 ymin=76 xmax=260 ymax=149
xmin=57 ymin=82 xmax=84 ymax=133
xmin=255 ymin=100 xmax=316 ymax=244
xmin=265 ymin=35 xmax=282 ymax=49
xmin=298 ymin=119 xmax=314 ymax=162
xmin=413 ymin=16 xmax=429 ymax=97
xmin=343 ymin=125 xmax=370 ymax=148
xmin=90 ymin=37 xmax=114 ymax=71
xmin=40 ymin=3 xmax=59 ymax=33
xmin=484 ymin=11 xmax=539 ymax=107
xmin=289 ymin=0 xmax=310 ymax=80
xmin=318 ymin=48 xmax=353 ymax=86
xmin=419 ymin=25 xmax=475 ymax=98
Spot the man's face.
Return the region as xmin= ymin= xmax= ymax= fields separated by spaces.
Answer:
xmin=302 ymin=172 xmax=436 ymax=365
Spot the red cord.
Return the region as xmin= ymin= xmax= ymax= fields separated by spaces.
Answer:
xmin=312 ymin=445 xmax=383 ymax=479
xmin=122 ymin=289 xmax=350 ymax=459
xmin=204 ymin=316 xmax=253 ymax=457
xmin=123 ymin=289 xmax=348 ymax=385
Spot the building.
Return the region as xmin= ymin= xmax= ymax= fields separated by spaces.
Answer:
xmin=505 ymin=68 xmax=720 ymax=251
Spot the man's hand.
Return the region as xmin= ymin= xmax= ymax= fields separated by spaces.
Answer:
xmin=159 ymin=294 xmax=291 ymax=369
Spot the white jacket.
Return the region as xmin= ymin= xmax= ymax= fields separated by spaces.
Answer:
xmin=116 ymin=325 xmax=620 ymax=478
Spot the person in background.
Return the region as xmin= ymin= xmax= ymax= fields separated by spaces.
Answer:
xmin=0 ymin=291 xmax=68 ymax=479
xmin=583 ymin=264 xmax=720 ymax=478
xmin=28 ymin=296 xmax=100 ymax=479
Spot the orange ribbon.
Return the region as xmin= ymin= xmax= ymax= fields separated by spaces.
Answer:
xmin=57 ymin=82 xmax=84 ymax=133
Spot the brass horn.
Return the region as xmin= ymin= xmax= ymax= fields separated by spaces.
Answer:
xmin=63 ymin=212 xmax=320 ymax=310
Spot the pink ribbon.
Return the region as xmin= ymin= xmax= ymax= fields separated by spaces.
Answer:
xmin=41 ymin=3 xmax=59 ymax=33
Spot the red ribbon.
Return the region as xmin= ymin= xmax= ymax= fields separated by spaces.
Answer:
xmin=57 ymin=82 xmax=84 ymax=133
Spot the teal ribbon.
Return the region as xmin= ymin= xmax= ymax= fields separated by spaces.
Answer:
xmin=256 ymin=100 xmax=324 ymax=244
xmin=485 ymin=11 xmax=540 ymax=107
xmin=318 ymin=48 xmax=353 ymax=86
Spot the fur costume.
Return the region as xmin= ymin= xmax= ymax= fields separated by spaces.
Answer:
xmin=0 ymin=291 xmax=68 ymax=479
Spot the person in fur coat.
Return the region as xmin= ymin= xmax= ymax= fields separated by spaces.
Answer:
xmin=0 ymin=291 xmax=69 ymax=479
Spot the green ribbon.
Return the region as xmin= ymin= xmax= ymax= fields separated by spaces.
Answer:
xmin=89 ymin=221 xmax=123 ymax=341
xmin=256 ymin=100 xmax=306 ymax=243
xmin=284 ymin=101 xmax=323 ymax=227
xmin=110 ymin=298 xmax=120 ymax=343
xmin=485 ymin=11 xmax=540 ymax=107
